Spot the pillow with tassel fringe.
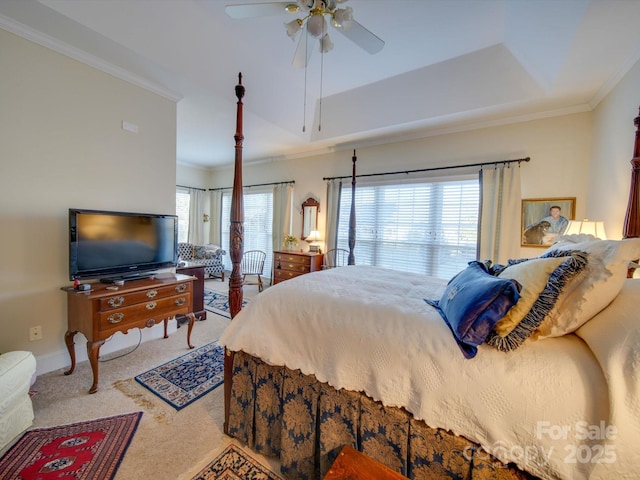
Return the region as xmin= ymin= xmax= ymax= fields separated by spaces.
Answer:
xmin=534 ymin=237 xmax=640 ymax=339
xmin=484 ymin=249 xmax=588 ymax=352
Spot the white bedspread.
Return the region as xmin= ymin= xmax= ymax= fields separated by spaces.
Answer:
xmin=220 ymin=266 xmax=634 ymax=479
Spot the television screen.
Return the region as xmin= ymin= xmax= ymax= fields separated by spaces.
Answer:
xmin=69 ymin=208 xmax=178 ymax=281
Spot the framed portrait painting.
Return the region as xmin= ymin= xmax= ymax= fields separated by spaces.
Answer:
xmin=521 ymin=197 xmax=576 ymax=247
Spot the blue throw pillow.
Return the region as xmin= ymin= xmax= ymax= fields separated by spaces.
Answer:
xmin=425 ymin=261 xmax=521 ymax=358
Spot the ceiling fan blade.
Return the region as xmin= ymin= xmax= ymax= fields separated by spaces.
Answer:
xmin=292 ymin=25 xmax=314 ymax=68
xmin=225 ymin=2 xmax=292 ymax=19
xmin=336 ymin=19 xmax=385 ymax=55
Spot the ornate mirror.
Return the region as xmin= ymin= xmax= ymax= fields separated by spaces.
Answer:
xmin=301 ymin=197 xmax=319 ymax=240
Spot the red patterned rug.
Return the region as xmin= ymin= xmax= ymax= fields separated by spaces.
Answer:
xmin=0 ymin=412 xmax=142 ymax=480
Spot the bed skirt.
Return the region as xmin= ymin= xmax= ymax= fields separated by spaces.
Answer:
xmin=226 ymin=351 xmax=537 ymax=480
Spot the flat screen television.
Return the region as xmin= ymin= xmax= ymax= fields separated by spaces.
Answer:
xmin=69 ymin=208 xmax=178 ymax=281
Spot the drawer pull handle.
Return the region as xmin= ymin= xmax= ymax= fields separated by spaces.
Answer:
xmin=146 ymin=319 xmax=156 ymax=328
xmin=108 ymin=296 xmax=125 ymax=308
xmin=174 ymin=297 xmax=186 ymax=306
xmin=108 ymin=313 xmax=124 ymax=324
xmin=175 ymin=284 xmax=187 ymax=293
xmin=146 ymin=301 xmax=157 ymax=310
xmin=146 ymin=290 xmax=158 ymax=298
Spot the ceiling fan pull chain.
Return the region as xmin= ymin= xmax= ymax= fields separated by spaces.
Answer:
xmin=303 ymin=26 xmax=309 ymax=133
xmin=318 ymin=44 xmax=324 ymax=132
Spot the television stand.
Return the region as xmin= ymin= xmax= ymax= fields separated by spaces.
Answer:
xmin=62 ymin=274 xmax=195 ymax=394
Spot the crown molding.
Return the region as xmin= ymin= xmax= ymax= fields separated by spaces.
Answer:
xmin=0 ymin=14 xmax=182 ymax=102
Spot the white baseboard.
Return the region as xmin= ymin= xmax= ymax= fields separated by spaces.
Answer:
xmin=33 ymin=322 xmax=177 ymax=377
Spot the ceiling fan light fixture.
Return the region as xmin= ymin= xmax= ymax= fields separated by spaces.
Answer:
xmin=285 ymin=4 xmax=300 ymax=14
xmin=332 ymin=7 xmax=352 ymax=30
xmin=285 ymin=19 xmax=303 ymax=38
xmin=307 ymin=13 xmax=326 ymax=37
xmin=297 ymin=0 xmax=314 ymax=12
xmin=319 ymin=33 xmax=333 ymax=53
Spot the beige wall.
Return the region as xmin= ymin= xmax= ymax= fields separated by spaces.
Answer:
xmin=203 ymin=112 xmax=593 ymax=257
xmin=176 ymin=163 xmax=213 ymax=190
xmin=589 ymin=59 xmax=640 ymax=238
xmin=0 ymin=29 xmax=177 ymax=374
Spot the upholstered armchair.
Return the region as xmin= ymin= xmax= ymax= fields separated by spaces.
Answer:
xmin=0 ymin=351 xmax=37 ymax=450
xmin=178 ymin=243 xmax=226 ymax=281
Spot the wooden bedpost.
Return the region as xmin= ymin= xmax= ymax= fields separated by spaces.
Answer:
xmin=623 ymin=107 xmax=640 ymax=278
xmin=348 ymin=150 xmax=357 ymax=265
xmin=224 ymin=72 xmax=245 ymax=434
xmin=623 ymin=106 xmax=640 ymax=239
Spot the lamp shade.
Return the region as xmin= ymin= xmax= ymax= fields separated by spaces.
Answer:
xmin=319 ymin=33 xmax=333 ymax=53
xmin=285 ymin=19 xmax=302 ymax=38
xmin=306 ymin=230 xmax=321 ymax=242
xmin=307 ymin=13 xmax=326 ymax=37
xmin=564 ymin=219 xmax=607 ymax=239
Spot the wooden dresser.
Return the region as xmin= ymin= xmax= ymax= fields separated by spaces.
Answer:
xmin=273 ymin=250 xmax=323 ymax=285
xmin=62 ymin=273 xmax=195 ymax=394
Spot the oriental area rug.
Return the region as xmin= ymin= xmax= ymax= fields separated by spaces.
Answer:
xmin=135 ymin=341 xmax=224 ymax=410
xmin=0 ymin=412 xmax=142 ymax=480
xmin=204 ymin=290 xmax=247 ymax=318
xmin=190 ymin=444 xmax=283 ymax=480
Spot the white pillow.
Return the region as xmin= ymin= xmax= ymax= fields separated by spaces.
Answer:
xmin=534 ymin=237 xmax=640 ymax=339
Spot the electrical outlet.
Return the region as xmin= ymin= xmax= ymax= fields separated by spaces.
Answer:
xmin=29 ymin=326 xmax=42 ymax=341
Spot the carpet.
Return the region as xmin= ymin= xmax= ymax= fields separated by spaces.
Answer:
xmin=0 ymin=412 xmax=142 ymax=480
xmin=190 ymin=444 xmax=283 ymax=480
xmin=204 ymin=290 xmax=247 ymax=318
xmin=135 ymin=341 xmax=224 ymax=410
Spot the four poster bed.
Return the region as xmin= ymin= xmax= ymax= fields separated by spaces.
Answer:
xmin=221 ymin=74 xmax=640 ymax=480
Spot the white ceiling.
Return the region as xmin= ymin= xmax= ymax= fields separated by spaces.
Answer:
xmin=2 ymin=0 xmax=640 ymax=168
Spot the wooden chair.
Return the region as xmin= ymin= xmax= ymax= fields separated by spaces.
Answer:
xmin=241 ymin=250 xmax=267 ymax=292
xmin=322 ymin=248 xmax=349 ymax=269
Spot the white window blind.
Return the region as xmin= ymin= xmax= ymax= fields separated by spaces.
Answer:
xmin=336 ymin=176 xmax=479 ymax=279
xmin=175 ymin=189 xmax=190 ymax=244
xmin=221 ymin=189 xmax=274 ymax=275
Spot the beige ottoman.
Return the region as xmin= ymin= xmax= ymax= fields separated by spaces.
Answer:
xmin=0 ymin=351 xmax=36 ymax=450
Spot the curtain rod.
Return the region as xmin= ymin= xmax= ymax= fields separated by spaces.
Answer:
xmin=208 ymin=180 xmax=295 ymax=192
xmin=176 ymin=184 xmax=206 ymax=191
xmin=322 ymin=157 xmax=530 ymax=181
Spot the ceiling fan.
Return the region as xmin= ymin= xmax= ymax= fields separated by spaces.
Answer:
xmin=225 ymin=0 xmax=385 ymax=68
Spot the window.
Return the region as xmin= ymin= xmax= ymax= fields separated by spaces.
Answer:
xmin=335 ymin=176 xmax=479 ymax=279
xmin=175 ymin=189 xmax=190 ymax=243
xmin=221 ymin=189 xmax=274 ymax=276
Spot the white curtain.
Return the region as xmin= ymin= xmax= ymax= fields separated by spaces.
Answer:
xmin=478 ymin=163 xmax=522 ymax=264
xmin=325 ymin=179 xmax=342 ymax=252
xmin=188 ymin=188 xmax=205 ymax=244
xmin=272 ymin=184 xmax=293 ymax=252
xmin=209 ymin=189 xmax=223 ymax=247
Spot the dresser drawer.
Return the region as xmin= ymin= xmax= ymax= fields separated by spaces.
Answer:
xmin=274 ymin=269 xmax=307 ymax=282
xmin=277 ymin=262 xmax=311 ymax=274
xmin=274 ymin=252 xmax=311 ymax=267
xmin=99 ymin=282 xmax=191 ymax=311
xmin=98 ymin=293 xmax=192 ymax=331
